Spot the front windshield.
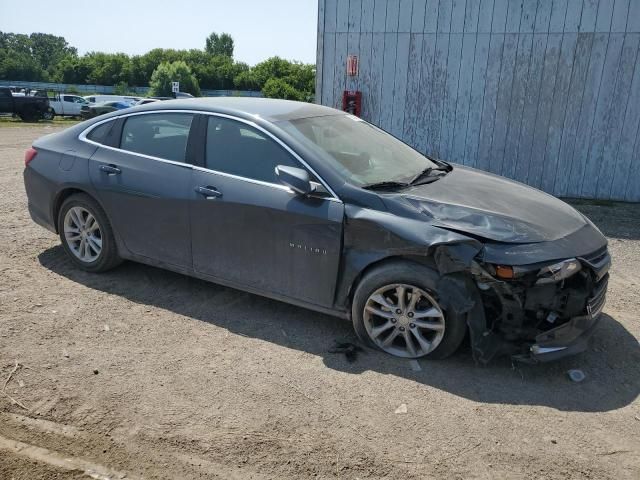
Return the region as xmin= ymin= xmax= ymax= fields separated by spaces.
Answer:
xmin=279 ymin=114 xmax=438 ymax=186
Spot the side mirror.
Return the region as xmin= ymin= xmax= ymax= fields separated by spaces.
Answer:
xmin=275 ymin=165 xmax=315 ymax=195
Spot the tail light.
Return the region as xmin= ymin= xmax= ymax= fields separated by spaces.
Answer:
xmin=24 ymin=147 xmax=37 ymax=167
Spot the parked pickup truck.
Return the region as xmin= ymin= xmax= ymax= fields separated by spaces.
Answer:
xmin=0 ymin=88 xmax=52 ymax=121
xmin=46 ymin=93 xmax=88 ymax=118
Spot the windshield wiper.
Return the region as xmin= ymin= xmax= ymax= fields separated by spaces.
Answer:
xmin=361 ymin=180 xmax=411 ymax=191
xmin=408 ymin=165 xmax=450 ymax=186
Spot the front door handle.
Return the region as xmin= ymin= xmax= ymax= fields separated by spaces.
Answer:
xmin=195 ymin=185 xmax=222 ymax=199
xmin=99 ymin=164 xmax=121 ymax=175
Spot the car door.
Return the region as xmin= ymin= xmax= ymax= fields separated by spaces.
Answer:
xmin=88 ymin=112 xmax=195 ymax=267
xmin=190 ymin=114 xmax=344 ymax=308
xmin=48 ymin=94 xmax=62 ymax=115
xmin=62 ymin=95 xmax=80 ymax=115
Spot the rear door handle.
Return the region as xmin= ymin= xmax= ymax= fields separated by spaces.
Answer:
xmin=195 ymin=185 xmax=222 ymax=199
xmin=99 ymin=164 xmax=121 ymax=175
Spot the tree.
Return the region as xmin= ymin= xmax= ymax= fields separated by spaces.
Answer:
xmin=29 ymin=33 xmax=77 ymax=72
xmin=0 ymin=32 xmax=45 ymax=81
xmin=262 ymin=78 xmax=303 ymax=101
xmin=83 ymin=52 xmax=131 ymax=85
xmin=205 ymin=32 xmax=234 ymax=57
xmin=0 ymin=29 xmax=316 ymax=101
xmin=149 ymin=61 xmax=200 ymax=96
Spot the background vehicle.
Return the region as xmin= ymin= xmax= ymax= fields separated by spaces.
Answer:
xmin=80 ymin=101 xmax=131 ymax=119
xmin=83 ymin=95 xmax=141 ymax=105
xmin=135 ymin=98 xmax=161 ymax=106
xmin=0 ymin=87 xmax=52 ymax=121
xmin=46 ymin=93 xmax=88 ymax=118
xmin=23 ymin=98 xmax=610 ymax=363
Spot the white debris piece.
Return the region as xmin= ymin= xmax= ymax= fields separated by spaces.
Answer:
xmin=394 ymin=403 xmax=408 ymax=414
xmin=567 ymin=369 xmax=586 ymax=382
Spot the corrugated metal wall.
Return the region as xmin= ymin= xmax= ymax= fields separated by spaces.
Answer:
xmin=317 ymin=0 xmax=640 ymax=201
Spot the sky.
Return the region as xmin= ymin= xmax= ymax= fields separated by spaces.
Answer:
xmin=0 ymin=0 xmax=319 ymax=65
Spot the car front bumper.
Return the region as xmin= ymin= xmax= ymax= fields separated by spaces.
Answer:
xmin=519 ymin=273 xmax=608 ymax=363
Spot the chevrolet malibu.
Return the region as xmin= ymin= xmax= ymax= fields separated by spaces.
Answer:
xmin=23 ymin=98 xmax=610 ymax=362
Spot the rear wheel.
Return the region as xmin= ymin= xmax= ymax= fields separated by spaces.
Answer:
xmin=351 ymin=261 xmax=467 ymax=359
xmin=19 ymin=109 xmax=38 ymax=122
xmin=42 ymin=110 xmax=54 ymax=120
xmin=58 ymin=194 xmax=121 ymax=272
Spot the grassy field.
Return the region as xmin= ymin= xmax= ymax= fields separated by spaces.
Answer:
xmin=0 ymin=115 xmax=81 ymax=128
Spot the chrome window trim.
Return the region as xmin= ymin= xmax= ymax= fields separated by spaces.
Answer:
xmin=192 ymin=165 xmax=292 ymax=192
xmin=78 ymin=109 xmax=341 ymax=202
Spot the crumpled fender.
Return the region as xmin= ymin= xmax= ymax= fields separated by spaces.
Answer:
xmin=336 ymin=205 xmax=514 ymax=363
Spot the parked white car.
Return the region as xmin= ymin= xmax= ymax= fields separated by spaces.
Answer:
xmin=48 ymin=94 xmax=88 ymax=118
xmin=83 ymin=95 xmax=141 ymax=105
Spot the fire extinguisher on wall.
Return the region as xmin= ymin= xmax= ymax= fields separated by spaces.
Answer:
xmin=342 ymin=90 xmax=362 ymax=117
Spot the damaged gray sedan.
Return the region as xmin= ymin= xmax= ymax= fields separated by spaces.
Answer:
xmin=23 ymin=99 xmax=610 ymax=363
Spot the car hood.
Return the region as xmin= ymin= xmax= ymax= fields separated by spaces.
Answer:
xmin=397 ymin=165 xmax=587 ymax=244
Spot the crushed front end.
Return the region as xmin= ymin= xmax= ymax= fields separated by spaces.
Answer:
xmin=470 ymin=246 xmax=611 ymax=363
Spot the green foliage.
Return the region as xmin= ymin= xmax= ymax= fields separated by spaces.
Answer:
xmin=239 ymin=57 xmax=315 ymax=100
xmin=262 ymin=78 xmax=303 ymax=101
xmin=29 ymin=33 xmax=77 ymax=71
xmin=205 ymin=32 xmax=234 ymax=57
xmin=83 ymin=52 xmax=131 ymax=85
xmin=0 ymin=30 xmax=315 ymax=101
xmin=0 ymin=31 xmax=76 ymax=81
xmin=113 ymin=81 xmax=130 ymax=95
xmin=149 ymin=61 xmax=201 ymax=97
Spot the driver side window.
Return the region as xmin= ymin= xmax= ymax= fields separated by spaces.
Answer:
xmin=205 ymin=116 xmax=299 ymax=184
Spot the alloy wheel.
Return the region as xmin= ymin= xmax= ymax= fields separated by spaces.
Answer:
xmin=363 ymin=283 xmax=446 ymax=358
xmin=63 ymin=206 xmax=102 ymax=263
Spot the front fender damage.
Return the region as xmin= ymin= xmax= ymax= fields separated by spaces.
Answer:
xmin=432 ymin=246 xmax=518 ymax=363
xmin=340 ymin=206 xmax=506 ymax=363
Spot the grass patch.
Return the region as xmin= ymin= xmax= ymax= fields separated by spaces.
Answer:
xmin=0 ymin=115 xmax=81 ymax=127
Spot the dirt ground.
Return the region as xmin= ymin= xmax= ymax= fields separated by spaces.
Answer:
xmin=1 ymin=125 xmax=639 ymax=479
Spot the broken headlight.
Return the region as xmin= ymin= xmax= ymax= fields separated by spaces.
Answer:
xmin=536 ymin=258 xmax=582 ymax=284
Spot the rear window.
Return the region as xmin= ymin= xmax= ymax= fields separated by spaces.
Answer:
xmin=86 ymin=121 xmax=115 ymax=145
xmin=120 ymin=113 xmax=194 ymax=162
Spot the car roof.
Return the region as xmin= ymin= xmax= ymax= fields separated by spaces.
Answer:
xmin=128 ymin=97 xmax=343 ymax=122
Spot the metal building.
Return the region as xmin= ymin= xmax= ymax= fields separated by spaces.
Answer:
xmin=316 ymin=0 xmax=640 ymax=201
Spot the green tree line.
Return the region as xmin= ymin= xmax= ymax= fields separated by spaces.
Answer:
xmin=0 ymin=31 xmax=315 ymax=100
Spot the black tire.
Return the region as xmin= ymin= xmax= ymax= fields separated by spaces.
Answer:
xmin=351 ymin=260 xmax=467 ymax=360
xmin=42 ymin=110 xmax=54 ymax=120
xmin=19 ymin=110 xmax=37 ymax=122
xmin=57 ymin=193 xmax=122 ymax=272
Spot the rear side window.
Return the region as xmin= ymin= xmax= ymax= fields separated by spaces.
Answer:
xmin=120 ymin=113 xmax=194 ymax=162
xmin=205 ymin=116 xmax=299 ymax=183
xmin=86 ymin=121 xmax=115 ymax=145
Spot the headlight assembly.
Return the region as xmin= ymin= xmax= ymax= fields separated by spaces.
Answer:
xmin=536 ymin=258 xmax=582 ymax=284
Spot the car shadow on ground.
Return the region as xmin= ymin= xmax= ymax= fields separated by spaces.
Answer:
xmin=39 ymin=245 xmax=640 ymax=413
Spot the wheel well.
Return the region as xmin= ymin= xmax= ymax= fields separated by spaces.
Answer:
xmin=52 ymin=188 xmax=86 ymax=232
xmin=346 ymin=255 xmax=435 ymax=308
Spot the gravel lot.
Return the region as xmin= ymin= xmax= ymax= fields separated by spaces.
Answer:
xmin=1 ymin=125 xmax=639 ymax=479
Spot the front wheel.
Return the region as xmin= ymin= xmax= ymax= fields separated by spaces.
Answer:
xmin=42 ymin=110 xmax=54 ymax=121
xmin=58 ymin=193 xmax=121 ymax=272
xmin=351 ymin=261 xmax=467 ymax=359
